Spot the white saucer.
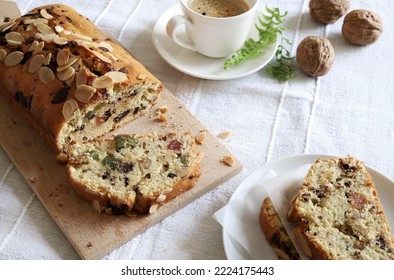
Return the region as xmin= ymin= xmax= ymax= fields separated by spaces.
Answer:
xmin=222 ymin=154 xmax=394 ymax=259
xmin=152 ymin=5 xmax=278 ymax=80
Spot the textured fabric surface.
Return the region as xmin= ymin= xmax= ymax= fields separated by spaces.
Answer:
xmin=1 ymin=0 xmax=394 ymax=259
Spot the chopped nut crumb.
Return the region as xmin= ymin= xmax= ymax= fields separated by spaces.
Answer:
xmin=28 ymin=177 xmax=37 ymax=183
xmin=222 ymin=155 xmax=236 ymax=167
xmin=156 ymin=112 xmax=168 ymax=122
xmin=195 ymin=130 xmax=206 ymax=145
xmin=87 ymin=241 xmax=93 ymax=248
xmin=158 ymin=105 xmax=169 ymax=113
xmin=217 ymin=131 xmax=232 ymax=139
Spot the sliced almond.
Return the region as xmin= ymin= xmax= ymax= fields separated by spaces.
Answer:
xmin=137 ymin=73 xmax=146 ymax=80
xmin=73 ymin=33 xmax=93 ymax=41
xmin=57 ymin=55 xmax=78 ymax=72
xmin=221 ymin=155 xmax=236 ymax=167
xmin=156 ymin=194 xmax=167 ymax=203
xmin=36 ymin=23 xmax=55 ymax=35
xmin=92 ymin=50 xmax=112 ymax=63
xmin=195 ymin=130 xmax=206 ymax=145
xmin=42 ymin=33 xmax=56 ymax=43
xmin=40 ymin=9 xmax=54 ymax=20
xmin=57 ymin=67 xmax=75 ymax=81
xmin=75 ymin=85 xmax=96 ymax=103
xmin=62 ymin=98 xmax=79 ymax=122
xmin=34 ymin=32 xmax=44 ymax=40
xmin=4 ymin=51 xmax=24 ymax=67
xmin=43 ymin=53 xmax=52 ymax=65
xmin=28 ymin=54 xmax=45 ymax=73
xmin=33 ymin=41 xmax=45 ymax=55
xmin=37 ymin=66 xmax=55 ymax=84
xmin=23 ymin=19 xmax=36 ymax=25
xmin=65 ymin=72 xmax=76 ymax=87
xmin=54 ymin=35 xmax=68 ymax=45
xmin=91 ymin=75 xmax=114 ymax=89
xmin=5 ymin=32 xmax=24 ymax=46
xmin=56 ymin=49 xmax=70 ymax=67
xmin=217 ymin=131 xmax=232 ymax=139
xmin=149 ymin=203 xmax=159 ymax=214
xmin=0 ymin=49 xmax=7 ymax=61
xmin=54 ymin=26 xmax=63 ymax=34
xmin=76 ymin=67 xmax=89 ymax=86
xmin=104 ymin=71 xmax=128 ymax=83
xmin=28 ymin=40 xmax=39 ymax=52
xmin=0 ymin=21 xmax=16 ymax=33
xmin=98 ymin=41 xmax=113 ymax=52
xmin=33 ymin=18 xmax=48 ymax=27
xmin=62 ymin=30 xmax=72 ymax=35
xmin=26 ymin=24 xmax=34 ymax=31
xmin=161 ymin=188 xmax=173 ymax=195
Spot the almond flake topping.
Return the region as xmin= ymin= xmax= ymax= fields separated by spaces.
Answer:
xmin=36 ymin=23 xmax=55 ymax=35
xmin=54 ymin=35 xmax=68 ymax=45
xmin=104 ymin=71 xmax=128 ymax=83
xmin=57 ymin=67 xmax=75 ymax=81
xmin=33 ymin=18 xmax=48 ymax=27
xmin=40 ymin=9 xmax=54 ymax=20
xmin=37 ymin=66 xmax=55 ymax=84
xmin=0 ymin=21 xmax=16 ymax=33
xmin=0 ymin=49 xmax=7 ymax=61
xmin=42 ymin=33 xmax=56 ymax=43
xmin=54 ymin=25 xmax=64 ymax=33
xmin=62 ymin=98 xmax=79 ymax=122
xmin=33 ymin=41 xmax=45 ymax=54
xmin=44 ymin=53 xmax=52 ymax=65
xmin=99 ymin=41 xmax=113 ymax=52
xmin=73 ymin=33 xmax=93 ymax=41
xmin=76 ymin=67 xmax=89 ymax=86
xmin=5 ymin=32 xmax=24 ymax=46
xmin=156 ymin=194 xmax=167 ymax=203
xmin=75 ymin=85 xmax=96 ymax=103
xmin=56 ymin=49 xmax=70 ymax=66
xmin=28 ymin=55 xmax=45 ymax=73
xmin=91 ymin=75 xmax=114 ymax=89
xmin=149 ymin=203 xmax=159 ymax=214
xmin=92 ymin=50 xmax=112 ymax=63
xmin=4 ymin=51 xmax=24 ymax=67
xmin=57 ymin=56 xmax=78 ymax=72
xmin=28 ymin=40 xmax=39 ymax=52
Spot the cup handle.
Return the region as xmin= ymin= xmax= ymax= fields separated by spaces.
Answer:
xmin=166 ymin=15 xmax=196 ymax=52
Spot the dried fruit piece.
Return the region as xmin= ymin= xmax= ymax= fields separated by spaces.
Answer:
xmin=342 ymin=9 xmax=383 ymax=46
xmin=75 ymin=85 xmax=96 ymax=103
xmin=296 ymin=36 xmax=334 ymax=77
xmin=37 ymin=66 xmax=55 ymax=84
xmin=309 ymin=0 xmax=350 ymax=24
xmin=4 ymin=51 xmax=24 ymax=67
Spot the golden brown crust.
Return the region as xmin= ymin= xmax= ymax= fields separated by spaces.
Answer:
xmin=259 ymin=197 xmax=300 ymax=260
xmin=0 ymin=4 xmax=163 ymax=154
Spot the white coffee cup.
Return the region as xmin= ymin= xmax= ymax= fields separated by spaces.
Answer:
xmin=166 ymin=0 xmax=258 ymax=58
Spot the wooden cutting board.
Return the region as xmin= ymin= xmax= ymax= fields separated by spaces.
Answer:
xmin=0 ymin=2 xmax=242 ymax=259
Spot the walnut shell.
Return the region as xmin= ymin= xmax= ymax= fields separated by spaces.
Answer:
xmin=296 ymin=36 xmax=334 ymax=77
xmin=342 ymin=9 xmax=383 ymax=46
xmin=309 ymin=0 xmax=350 ymax=24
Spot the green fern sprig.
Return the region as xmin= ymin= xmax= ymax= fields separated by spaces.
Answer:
xmin=224 ymin=6 xmax=295 ymax=82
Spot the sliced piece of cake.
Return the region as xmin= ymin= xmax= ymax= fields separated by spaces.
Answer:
xmin=260 ymin=197 xmax=301 ymax=260
xmin=288 ymin=157 xmax=394 ymax=259
xmin=66 ymin=132 xmax=202 ymax=215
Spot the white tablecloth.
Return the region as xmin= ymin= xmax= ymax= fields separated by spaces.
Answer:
xmin=1 ymin=0 xmax=394 ymax=259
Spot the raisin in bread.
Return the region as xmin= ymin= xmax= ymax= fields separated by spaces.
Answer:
xmin=260 ymin=197 xmax=300 ymax=260
xmin=66 ymin=132 xmax=202 ymax=214
xmin=0 ymin=4 xmax=163 ymax=155
xmin=287 ymin=157 xmax=394 ymax=259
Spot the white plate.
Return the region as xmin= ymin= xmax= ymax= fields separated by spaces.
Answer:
xmin=152 ymin=5 xmax=278 ymax=80
xmin=223 ymin=154 xmax=394 ymax=259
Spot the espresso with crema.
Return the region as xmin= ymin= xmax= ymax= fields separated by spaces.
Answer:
xmin=188 ymin=0 xmax=249 ymax=18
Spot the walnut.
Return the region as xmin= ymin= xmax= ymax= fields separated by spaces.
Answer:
xmin=309 ymin=0 xmax=350 ymax=24
xmin=296 ymin=36 xmax=335 ymax=77
xmin=342 ymin=9 xmax=383 ymax=46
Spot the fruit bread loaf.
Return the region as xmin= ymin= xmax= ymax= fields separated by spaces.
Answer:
xmin=259 ymin=197 xmax=300 ymax=260
xmin=66 ymin=132 xmax=202 ymax=215
xmin=0 ymin=4 xmax=163 ymax=155
xmin=288 ymin=157 xmax=394 ymax=259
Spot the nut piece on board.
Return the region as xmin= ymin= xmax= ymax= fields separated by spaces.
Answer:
xmin=342 ymin=9 xmax=383 ymax=46
xmin=296 ymin=36 xmax=334 ymax=77
xmin=309 ymin=0 xmax=350 ymax=24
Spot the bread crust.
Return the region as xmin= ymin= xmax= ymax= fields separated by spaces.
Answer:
xmin=259 ymin=197 xmax=300 ymax=260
